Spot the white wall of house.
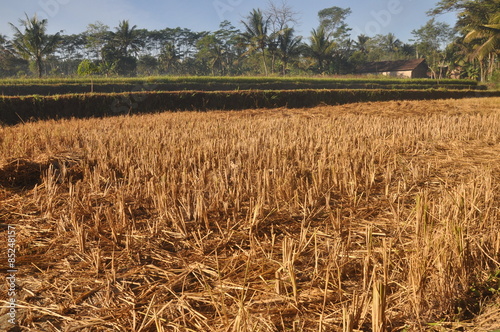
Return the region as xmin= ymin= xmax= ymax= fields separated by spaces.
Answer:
xmin=362 ymin=70 xmax=413 ymax=78
xmin=381 ymin=70 xmax=412 ymax=78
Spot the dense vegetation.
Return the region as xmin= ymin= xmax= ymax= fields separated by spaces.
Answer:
xmin=0 ymin=76 xmax=483 ymax=96
xmin=0 ymin=0 xmax=498 ymax=80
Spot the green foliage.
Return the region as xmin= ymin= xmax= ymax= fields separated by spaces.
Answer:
xmin=137 ymin=55 xmax=159 ymax=76
xmin=277 ymin=28 xmax=304 ymax=75
xmin=85 ymin=21 xmax=110 ymax=60
xmin=318 ymin=6 xmax=352 ymax=40
xmin=307 ymin=26 xmax=336 ymax=74
xmin=0 ymin=76 xmax=479 ymax=86
xmin=464 ymin=11 xmax=500 ymax=73
xmin=9 ymin=14 xmax=61 ymax=78
xmin=412 ymin=19 xmax=456 ymax=79
xmin=241 ymin=9 xmax=270 ymax=75
xmin=0 ymin=48 xmax=29 ymax=77
xmin=1 ymin=2 xmax=497 ymax=79
xmin=111 ymin=20 xmax=144 ymax=57
xmin=77 ymin=60 xmax=100 ymax=76
xmin=429 ymin=0 xmax=500 ymax=82
xmin=158 ymin=43 xmax=180 ymax=75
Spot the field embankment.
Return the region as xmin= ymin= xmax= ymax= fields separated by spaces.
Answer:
xmin=0 ymin=98 xmax=499 ymax=331
xmin=0 ymin=76 xmax=482 ymax=96
xmin=1 ymin=89 xmax=500 ymax=125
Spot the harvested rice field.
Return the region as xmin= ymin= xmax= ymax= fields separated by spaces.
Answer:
xmin=1 ymin=98 xmax=499 ymax=331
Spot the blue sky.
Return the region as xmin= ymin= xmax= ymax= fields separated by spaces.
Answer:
xmin=1 ymin=0 xmax=457 ymax=43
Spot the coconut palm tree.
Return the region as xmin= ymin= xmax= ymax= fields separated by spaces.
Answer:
xmin=354 ymin=34 xmax=370 ymax=54
xmin=197 ymin=34 xmax=224 ymax=75
xmin=308 ymin=26 xmax=336 ymax=74
xmin=112 ymin=20 xmax=143 ymax=57
xmin=400 ymin=43 xmax=416 ymax=58
xmin=464 ymin=12 xmax=500 ymax=79
xmin=277 ymin=27 xmax=303 ymax=75
xmin=159 ymin=42 xmax=180 ymax=74
xmin=241 ymin=9 xmax=270 ymax=75
xmin=9 ymin=14 xmax=61 ymax=78
xmin=385 ymin=33 xmax=402 ymax=54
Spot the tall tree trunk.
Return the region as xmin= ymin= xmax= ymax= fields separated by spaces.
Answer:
xmin=271 ymin=52 xmax=276 ymax=75
xmin=261 ymin=48 xmax=268 ymax=76
xmin=36 ymin=56 xmax=43 ymax=78
xmin=480 ymin=60 xmax=485 ymax=82
xmin=488 ymin=53 xmax=495 ymax=80
xmin=282 ymin=59 xmax=287 ymax=76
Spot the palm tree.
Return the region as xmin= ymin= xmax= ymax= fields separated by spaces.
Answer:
xmin=277 ymin=27 xmax=303 ymax=75
xmin=241 ymin=9 xmax=270 ymax=75
xmin=385 ymin=33 xmax=402 ymax=54
xmin=112 ymin=20 xmax=143 ymax=57
xmin=9 ymin=14 xmax=61 ymax=78
xmin=159 ymin=42 xmax=180 ymax=74
xmin=464 ymin=12 xmax=500 ymax=79
xmin=400 ymin=43 xmax=416 ymax=58
xmin=197 ymin=34 xmax=224 ymax=75
xmin=308 ymin=26 xmax=336 ymax=74
xmin=354 ymin=34 xmax=370 ymax=54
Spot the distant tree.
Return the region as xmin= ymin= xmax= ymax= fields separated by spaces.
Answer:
xmin=57 ymin=34 xmax=87 ymax=75
xmin=0 ymin=34 xmax=29 ymax=77
xmin=412 ymin=19 xmax=455 ymax=54
xmin=412 ymin=19 xmax=455 ymax=78
xmin=384 ymin=33 xmax=402 ymax=54
xmin=266 ymin=0 xmax=300 ymax=33
xmin=318 ymin=6 xmax=352 ymax=41
xmin=354 ymin=34 xmax=370 ymax=54
xmin=137 ymin=55 xmax=159 ymax=76
xmin=307 ymin=26 xmax=335 ymax=74
xmin=97 ymin=61 xmax=117 ymax=77
xmin=428 ymin=0 xmax=500 ymax=25
xmin=277 ymin=27 xmax=303 ymax=75
xmin=96 ymin=20 xmax=144 ymax=76
xmin=314 ymin=6 xmax=352 ymax=74
xmin=85 ymin=21 xmax=110 ymax=60
xmin=429 ymin=0 xmax=500 ymax=81
xmin=77 ymin=59 xmax=100 ymax=92
xmin=241 ymin=9 xmax=271 ymax=75
xmin=196 ymin=34 xmax=224 ymax=75
xmin=265 ymin=0 xmax=300 ymax=73
xmin=443 ymin=39 xmax=473 ymax=78
xmin=112 ymin=20 xmax=144 ymax=57
xmin=464 ymin=13 xmax=500 ymax=79
xmin=77 ymin=59 xmax=99 ymax=76
xmin=400 ymin=43 xmax=417 ymax=58
xmin=215 ymin=21 xmax=243 ymax=75
xmin=101 ymin=43 xmax=136 ymax=76
xmin=9 ymin=14 xmax=61 ymax=77
xmin=159 ymin=42 xmax=180 ymax=74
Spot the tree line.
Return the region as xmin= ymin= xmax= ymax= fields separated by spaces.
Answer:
xmin=0 ymin=0 xmax=498 ymax=80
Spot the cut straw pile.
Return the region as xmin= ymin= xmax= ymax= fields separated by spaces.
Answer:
xmin=0 ymin=98 xmax=499 ymax=331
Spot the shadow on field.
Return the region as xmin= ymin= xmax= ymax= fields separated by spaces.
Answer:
xmin=0 ymin=153 xmax=92 ymax=190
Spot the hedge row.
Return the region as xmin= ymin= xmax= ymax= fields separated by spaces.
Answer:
xmin=0 ymin=82 xmax=485 ymax=96
xmin=1 ymin=89 xmax=499 ymax=125
xmin=0 ymin=76 xmax=478 ymax=86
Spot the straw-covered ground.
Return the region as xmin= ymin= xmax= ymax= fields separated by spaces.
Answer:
xmin=0 ymin=98 xmax=499 ymax=331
